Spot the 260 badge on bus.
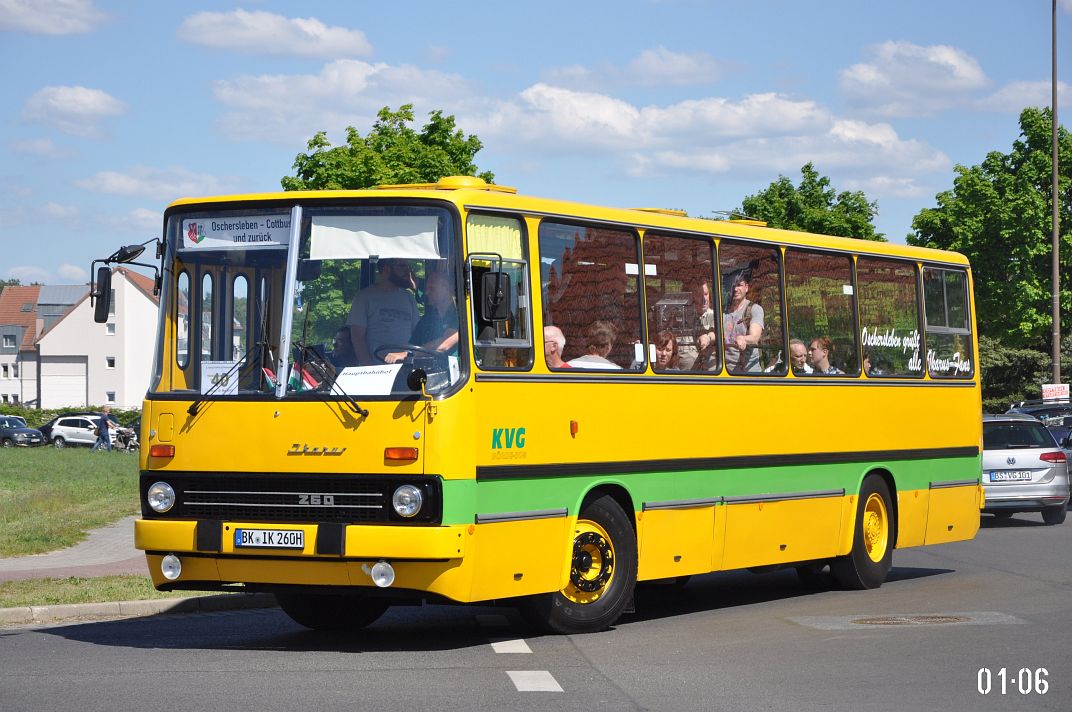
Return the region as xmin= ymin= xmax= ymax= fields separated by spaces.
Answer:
xmin=234 ymin=528 xmax=305 ymax=549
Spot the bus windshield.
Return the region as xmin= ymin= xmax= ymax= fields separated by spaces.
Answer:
xmin=156 ymin=203 xmax=463 ymax=400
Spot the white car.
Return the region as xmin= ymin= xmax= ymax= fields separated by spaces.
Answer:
xmin=50 ymin=415 xmax=114 ymax=448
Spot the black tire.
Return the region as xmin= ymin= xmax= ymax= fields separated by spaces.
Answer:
xmin=53 ymin=436 xmax=66 ymax=449
xmin=1 ymin=438 xmax=12 ymax=448
xmin=1041 ymin=506 xmax=1067 ymax=525
xmin=831 ymin=475 xmax=894 ymax=590
xmin=520 ymin=494 xmax=637 ymax=634
xmin=275 ymin=592 xmax=389 ymax=631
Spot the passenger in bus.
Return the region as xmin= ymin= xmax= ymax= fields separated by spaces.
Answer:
xmin=722 ymin=269 xmax=764 ymax=373
xmin=567 ymin=320 xmax=622 ymax=369
xmin=863 ymin=349 xmax=888 ymax=376
xmin=383 ymin=271 xmax=458 ymax=364
xmin=328 ymin=326 xmax=358 ymax=368
xmin=789 ymin=338 xmax=813 ymax=374
xmin=346 ymin=258 xmax=420 ymax=366
xmin=544 ymin=325 xmax=571 ymax=369
xmin=808 ymin=336 xmax=844 ymax=375
xmin=652 ymin=329 xmax=682 ymax=370
xmin=687 ymin=280 xmax=717 ymax=371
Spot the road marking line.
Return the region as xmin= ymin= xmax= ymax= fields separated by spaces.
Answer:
xmin=490 ymin=638 xmax=532 ymax=653
xmin=507 ymin=670 xmax=562 ymax=692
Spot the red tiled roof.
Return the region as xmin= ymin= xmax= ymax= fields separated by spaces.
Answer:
xmin=117 ymin=266 xmax=160 ymax=305
xmin=0 ymin=285 xmax=42 ymax=351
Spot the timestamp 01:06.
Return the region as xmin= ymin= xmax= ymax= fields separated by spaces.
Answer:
xmin=977 ymin=667 xmax=1049 ymax=695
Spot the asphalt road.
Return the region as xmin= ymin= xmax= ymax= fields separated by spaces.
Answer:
xmin=1 ymin=511 xmax=1068 ymax=712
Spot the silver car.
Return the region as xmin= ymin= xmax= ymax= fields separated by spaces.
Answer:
xmin=982 ymin=413 xmax=1070 ymax=525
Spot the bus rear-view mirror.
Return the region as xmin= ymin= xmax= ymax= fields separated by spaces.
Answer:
xmin=93 ymin=267 xmax=112 ymax=324
xmin=481 ymin=272 xmax=511 ymax=322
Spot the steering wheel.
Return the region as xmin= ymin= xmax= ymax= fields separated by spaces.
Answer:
xmin=373 ymin=344 xmax=443 ymax=363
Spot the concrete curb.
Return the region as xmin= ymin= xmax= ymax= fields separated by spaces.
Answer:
xmin=0 ymin=592 xmax=277 ymax=626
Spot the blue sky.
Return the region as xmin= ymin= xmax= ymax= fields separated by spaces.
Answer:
xmin=1 ymin=0 xmax=1069 ymax=285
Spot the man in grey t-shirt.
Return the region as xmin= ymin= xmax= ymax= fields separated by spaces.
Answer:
xmin=347 ymin=259 xmax=420 ymax=365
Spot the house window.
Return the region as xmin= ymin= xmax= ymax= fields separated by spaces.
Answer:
xmin=11 ymin=394 xmax=17 ymax=404
xmin=1 ymin=365 xmax=7 ymax=378
xmin=2 ymin=335 xmax=14 ymax=348
xmin=109 ymin=288 xmax=116 ymax=316
xmin=106 ymin=323 xmax=116 ymax=335
xmin=10 ymin=364 xmax=16 ymax=377
xmin=106 ymin=357 xmax=116 ymax=369
xmin=106 ymin=391 xmax=116 ymax=403
xmin=1 ymin=395 xmax=7 ymax=403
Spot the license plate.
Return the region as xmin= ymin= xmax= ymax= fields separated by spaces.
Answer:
xmin=234 ymin=528 xmax=305 ymax=549
xmin=990 ymin=470 xmax=1033 ymax=482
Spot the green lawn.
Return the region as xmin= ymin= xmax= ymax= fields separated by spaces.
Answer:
xmin=0 ymin=447 xmax=139 ymax=556
xmin=0 ymin=574 xmax=201 ymax=608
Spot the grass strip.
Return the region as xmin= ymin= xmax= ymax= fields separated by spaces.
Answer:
xmin=0 ymin=448 xmax=139 ymax=556
xmin=0 ymin=574 xmax=213 ymax=608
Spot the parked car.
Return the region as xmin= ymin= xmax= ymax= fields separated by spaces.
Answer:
xmin=982 ymin=413 xmax=1070 ymax=525
xmin=0 ymin=415 xmax=45 ymax=447
xmin=1007 ymin=399 xmax=1072 ymax=445
xmin=48 ymin=414 xmax=116 ymax=448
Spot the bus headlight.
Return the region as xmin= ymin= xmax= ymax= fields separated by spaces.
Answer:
xmin=392 ymin=485 xmax=423 ymax=518
xmin=147 ymin=482 xmax=176 ymax=513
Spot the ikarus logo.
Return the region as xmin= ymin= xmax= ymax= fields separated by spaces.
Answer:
xmin=491 ymin=427 xmax=527 ymax=460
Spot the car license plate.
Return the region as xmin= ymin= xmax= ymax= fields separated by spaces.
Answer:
xmin=990 ymin=470 xmax=1033 ymax=482
xmin=234 ymin=528 xmax=304 ymax=549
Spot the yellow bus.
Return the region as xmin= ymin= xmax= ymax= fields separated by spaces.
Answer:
xmin=98 ymin=176 xmax=982 ymax=634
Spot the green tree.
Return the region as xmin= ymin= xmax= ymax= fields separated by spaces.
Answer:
xmin=978 ymin=335 xmax=1051 ymax=412
xmin=738 ymin=162 xmax=885 ymax=241
xmin=909 ymin=107 xmax=1071 ymax=349
xmin=281 ymin=104 xmax=494 ymax=191
xmin=0 ymin=278 xmax=21 ymax=297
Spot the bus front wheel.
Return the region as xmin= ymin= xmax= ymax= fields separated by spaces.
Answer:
xmin=275 ymin=592 xmax=389 ymax=631
xmin=521 ymin=494 xmax=637 ymax=634
xmin=831 ymin=475 xmax=894 ymax=590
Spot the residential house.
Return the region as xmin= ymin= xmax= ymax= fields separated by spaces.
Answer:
xmin=35 ymin=267 xmax=158 ymax=409
xmin=0 ymin=285 xmax=41 ymax=406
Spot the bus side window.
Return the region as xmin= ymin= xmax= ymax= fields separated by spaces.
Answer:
xmin=539 ymin=221 xmax=643 ymax=371
xmin=718 ymin=241 xmax=785 ymax=374
xmin=467 ymin=214 xmax=533 ymax=370
xmin=643 ymin=233 xmax=718 ymax=373
xmin=922 ymin=267 xmax=973 ymax=378
xmin=784 ymin=249 xmax=858 ymax=376
xmin=857 ymin=257 xmax=923 ymax=377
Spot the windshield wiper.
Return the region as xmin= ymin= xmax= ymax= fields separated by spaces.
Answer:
xmin=293 ymin=345 xmax=369 ymax=418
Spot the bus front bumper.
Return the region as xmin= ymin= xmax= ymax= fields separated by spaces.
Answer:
xmin=135 ymin=518 xmax=470 ymax=598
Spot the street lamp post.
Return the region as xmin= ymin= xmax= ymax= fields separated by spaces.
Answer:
xmin=1052 ymin=0 xmax=1061 ymax=383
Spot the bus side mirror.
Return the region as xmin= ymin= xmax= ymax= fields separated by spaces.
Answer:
xmin=481 ymin=272 xmax=512 ymax=322
xmin=93 ymin=267 xmax=112 ymax=324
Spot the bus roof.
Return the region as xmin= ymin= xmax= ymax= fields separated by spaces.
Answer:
xmin=165 ymin=176 xmax=969 ymax=266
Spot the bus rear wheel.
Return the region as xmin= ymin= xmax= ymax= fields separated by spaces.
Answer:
xmin=275 ymin=592 xmax=389 ymax=631
xmin=521 ymin=494 xmax=637 ymax=634
xmin=831 ymin=475 xmax=894 ymax=590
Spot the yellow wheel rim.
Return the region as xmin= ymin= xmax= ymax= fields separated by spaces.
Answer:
xmin=562 ymin=519 xmax=616 ymax=604
xmin=862 ymin=492 xmax=889 ymax=563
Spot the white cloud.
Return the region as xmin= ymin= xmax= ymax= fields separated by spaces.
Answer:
xmin=468 ymin=85 xmax=949 ymax=200
xmin=840 ymin=41 xmax=989 ymax=116
xmin=57 ymin=263 xmax=87 ymax=281
xmin=9 ymin=137 xmax=61 ymax=157
xmin=177 ymin=9 xmax=372 ymax=59
xmin=976 ymin=80 xmax=1071 ymax=112
xmin=106 ymin=207 xmax=162 ymax=235
xmin=211 ymin=60 xmax=474 ymax=144
xmin=1062 ymin=0 xmax=1072 ymax=12
xmin=5 ymin=265 xmax=50 ymax=282
xmin=43 ymin=201 xmax=78 ymax=220
xmin=544 ymin=46 xmax=724 ymax=90
xmin=0 ymin=0 xmax=106 ymax=35
xmin=75 ymin=166 xmax=237 ymax=200
xmin=22 ymin=85 xmax=126 ymax=137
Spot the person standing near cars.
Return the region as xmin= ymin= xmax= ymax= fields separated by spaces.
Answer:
xmin=91 ymin=406 xmax=117 ymax=452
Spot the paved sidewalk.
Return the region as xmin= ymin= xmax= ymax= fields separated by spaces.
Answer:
xmin=0 ymin=516 xmax=145 ymax=583
xmin=0 ymin=517 xmax=277 ymax=625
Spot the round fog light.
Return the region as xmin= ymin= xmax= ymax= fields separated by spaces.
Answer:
xmin=161 ymin=553 xmax=182 ymax=581
xmin=147 ymin=482 xmax=176 ymax=513
xmin=392 ymin=484 xmax=423 ymax=518
xmin=369 ymin=560 xmax=395 ymax=588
